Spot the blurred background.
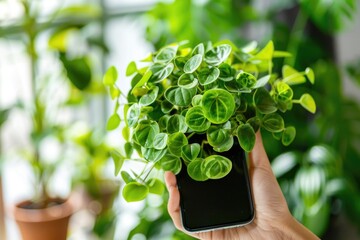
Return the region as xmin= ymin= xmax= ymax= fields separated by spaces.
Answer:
xmin=0 ymin=0 xmax=360 ymax=239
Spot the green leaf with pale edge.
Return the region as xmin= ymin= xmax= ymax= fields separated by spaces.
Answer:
xmin=205 ymin=44 xmax=232 ymax=66
xmin=192 ymin=95 xmax=202 ymax=106
xmin=202 ymin=89 xmax=235 ymax=124
xmin=153 ymin=133 xmax=168 ymax=150
xmin=187 ymin=159 xmax=208 ymax=181
xmin=262 ymin=113 xmax=285 ymax=133
xmin=184 ymin=54 xmax=203 ymax=73
xmin=198 ymin=67 xmax=220 ymax=85
xmin=103 ymin=66 xmax=118 ymax=86
xmin=185 ymin=106 xmax=211 ymax=132
xmin=139 ymin=86 xmax=159 ymax=106
xmin=122 ymin=182 xmax=149 ymax=202
xmin=207 ymin=125 xmax=231 ymax=148
xmin=141 ymin=147 xmax=166 ymax=162
xmin=254 ymin=87 xmax=277 ymax=114
xmin=126 ymin=61 xmax=137 ymax=76
xmin=147 ymin=178 xmax=165 ymax=195
xmin=192 ymin=43 xmax=205 ymax=56
xmin=167 ymin=132 xmax=188 ymax=156
xmin=282 ymin=126 xmax=296 ymax=146
xmin=299 ymin=94 xmax=316 ymax=113
xmin=181 ymin=143 xmax=201 ymax=163
xmin=131 ymin=71 xmax=152 ymax=94
xmin=178 ymin=73 xmax=198 ymax=89
xmin=106 ymin=113 xmax=120 ymax=131
xmin=134 ymin=120 xmax=160 ymax=148
xmin=149 ymin=63 xmax=174 ymax=83
xmin=160 ymin=153 xmax=182 ymax=174
xmin=167 ymin=114 xmax=187 ymax=134
xmin=202 ymin=155 xmax=232 ymax=179
xmin=236 ymin=72 xmax=257 ymax=89
xmin=154 ymin=46 xmax=177 ymax=63
xmin=213 ymin=136 xmax=233 ymax=152
xmin=111 ymin=151 xmax=125 ymax=176
xmin=237 ymin=124 xmax=256 ymax=152
xmin=126 ymin=104 xmax=140 ymax=127
xmin=164 ymin=86 xmax=197 ymax=107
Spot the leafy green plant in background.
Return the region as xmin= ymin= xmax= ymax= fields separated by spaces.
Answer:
xmin=105 ymin=39 xmax=316 ymax=202
xmin=0 ymin=0 xmax=105 ymax=208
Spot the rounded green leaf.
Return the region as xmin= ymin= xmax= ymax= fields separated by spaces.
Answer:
xmin=305 ymin=67 xmax=315 ymax=84
xmin=282 ymin=65 xmax=306 ymax=85
xmin=153 ymin=133 xmax=168 ymax=150
xmin=122 ymin=182 xmax=149 ymax=202
xmin=178 ymin=73 xmax=199 ymax=89
xmin=154 ymin=46 xmax=177 ymax=63
xmin=147 ymin=178 xmax=165 ymax=195
xmin=198 ymin=67 xmax=220 ymax=85
xmin=167 ymin=132 xmax=188 ymax=156
xmin=160 ymin=153 xmax=182 ymax=174
xmin=218 ymin=63 xmax=234 ymax=82
xmin=192 ymin=43 xmax=205 ymax=56
xmin=126 ymin=103 xmax=140 ymax=128
xmin=262 ymin=113 xmax=285 ymax=133
xmin=202 ymin=89 xmax=235 ymax=124
xmin=237 ymin=123 xmax=256 ymax=152
xmin=158 ymin=115 xmax=170 ymax=131
xmin=184 ymin=54 xmax=203 ymax=73
xmin=299 ymin=93 xmax=316 ymax=114
xmin=121 ymin=171 xmax=135 ymax=184
xmin=276 ymin=82 xmax=293 ymax=102
xmin=126 ymin=61 xmax=137 ymax=76
xmin=167 ymin=114 xmax=188 ymax=134
xmin=187 ymin=158 xmax=208 ymax=181
xmin=161 ymin=100 xmax=173 ymax=114
xmin=254 ymin=87 xmax=277 ymax=114
xmin=103 ymin=66 xmax=118 ymax=86
xmin=181 ymin=143 xmax=201 ymax=163
xmin=106 ymin=113 xmax=121 ymax=131
xmin=246 ymin=117 xmax=261 ymax=132
xmin=282 ymin=126 xmax=296 ymax=146
xmin=236 ymin=72 xmax=257 ymax=89
xmin=202 ymin=155 xmax=232 ymax=179
xmin=206 ymin=125 xmax=231 ymax=148
xmin=124 ymin=142 xmax=133 ymax=158
xmin=139 ymin=86 xmax=159 ymax=106
xmin=134 ymin=120 xmax=160 ymax=148
xmin=142 ymin=147 xmax=167 ymax=162
xmin=192 ymin=95 xmax=202 ymax=106
xmin=164 ymin=86 xmax=197 ymax=107
xmin=213 ymin=136 xmax=233 ymax=152
xmin=149 ymin=63 xmax=174 ymax=83
xmin=185 ymin=106 xmax=211 ymax=132
xmin=205 ymin=44 xmax=232 ymax=66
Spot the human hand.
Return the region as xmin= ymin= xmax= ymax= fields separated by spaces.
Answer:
xmin=164 ymin=132 xmax=320 ymax=240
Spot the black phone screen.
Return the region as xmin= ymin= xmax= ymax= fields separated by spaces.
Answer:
xmin=176 ymin=137 xmax=254 ymax=232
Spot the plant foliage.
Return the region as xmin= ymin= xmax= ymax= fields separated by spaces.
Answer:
xmin=104 ymin=40 xmax=316 ymax=202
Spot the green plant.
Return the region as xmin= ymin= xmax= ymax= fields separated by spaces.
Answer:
xmin=105 ymin=40 xmax=316 ymax=202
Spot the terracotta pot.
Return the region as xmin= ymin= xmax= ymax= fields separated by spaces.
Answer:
xmin=13 ymin=199 xmax=73 ymax=240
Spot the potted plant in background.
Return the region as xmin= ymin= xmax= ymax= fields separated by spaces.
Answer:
xmin=104 ymin=39 xmax=316 ymax=202
xmin=0 ymin=1 xmax=106 ymax=239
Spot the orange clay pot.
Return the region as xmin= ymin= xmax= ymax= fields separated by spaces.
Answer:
xmin=13 ymin=198 xmax=73 ymax=240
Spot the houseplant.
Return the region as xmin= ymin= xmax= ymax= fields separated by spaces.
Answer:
xmin=105 ymin=39 xmax=316 ymax=202
xmin=1 ymin=1 xmax=104 ymax=239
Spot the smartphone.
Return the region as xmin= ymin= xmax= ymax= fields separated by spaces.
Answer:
xmin=176 ymin=136 xmax=255 ymax=232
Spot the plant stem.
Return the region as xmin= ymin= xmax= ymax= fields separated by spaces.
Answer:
xmin=23 ymin=1 xmax=49 ymax=204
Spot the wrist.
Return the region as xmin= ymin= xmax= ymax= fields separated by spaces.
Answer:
xmin=276 ymin=214 xmax=320 ymax=240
